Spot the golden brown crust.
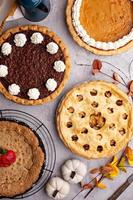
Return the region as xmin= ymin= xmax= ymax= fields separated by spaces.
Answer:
xmin=56 ymin=81 xmax=133 ymax=159
xmin=66 ymin=0 xmax=133 ymax=55
xmin=0 ymin=25 xmax=71 ymax=105
xmin=0 ymin=121 xmax=44 ymax=197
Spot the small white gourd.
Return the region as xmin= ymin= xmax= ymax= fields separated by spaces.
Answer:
xmin=46 ymin=177 xmax=70 ymax=200
xmin=61 ymin=159 xmax=87 ymax=184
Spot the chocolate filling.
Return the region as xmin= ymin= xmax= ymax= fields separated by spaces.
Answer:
xmin=0 ymin=30 xmax=65 ymax=99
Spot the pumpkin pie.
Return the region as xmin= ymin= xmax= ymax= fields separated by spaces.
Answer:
xmin=0 ymin=120 xmax=44 ymax=197
xmin=0 ymin=25 xmax=71 ymax=105
xmin=66 ymin=0 xmax=133 ymax=55
xmin=56 ymin=81 xmax=133 ymax=159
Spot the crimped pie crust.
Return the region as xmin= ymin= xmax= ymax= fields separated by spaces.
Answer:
xmin=0 ymin=25 xmax=71 ymax=105
xmin=56 ymin=81 xmax=133 ymax=159
xmin=0 ymin=120 xmax=44 ymax=197
xmin=66 ymin=0 xmax=133 ymax=55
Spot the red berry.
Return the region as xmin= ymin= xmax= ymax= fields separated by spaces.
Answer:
xmin=0 ymin=150 xmax=16 ymax=167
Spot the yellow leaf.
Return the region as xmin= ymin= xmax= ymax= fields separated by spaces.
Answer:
xmin=104 ymin=165 xmax=119 ymax=180
xmin=97 ymin=182 xmax=107 ymax=189
xmin=119 ymin=157 xmax=127 ymax=172
xmin=103 ymin=156 xmax=119 ymax=180
xmin=125 ymin=146 xmax=133 ymax=161
xmin=95 ymin=178 xmax=107 ymax=189
xmin=110 ymin=156 xmax=118 ymax=166
xmin=128 ymin=159 xmax=133 ymax=166
xmin=104 ymin=174 xmax=114 ymax=180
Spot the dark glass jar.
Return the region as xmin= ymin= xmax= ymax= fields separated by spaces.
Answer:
xmin=18 ymin=0 xmax=51 ymax=22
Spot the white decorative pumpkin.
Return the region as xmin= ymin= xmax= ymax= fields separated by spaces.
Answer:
xmin=61 ymin=159 xmax=87 ymax=184
xmin=46 ymin=177 xmax=70 ymax=200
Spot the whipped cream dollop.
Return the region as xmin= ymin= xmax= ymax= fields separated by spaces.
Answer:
xmin=46 ymin=78 xmax=57 ymax=91
xmin=31 ymin=32 xmax=44 ymax=44
xmin=1 ymin=42 xmax=12 ymax=56
xmin=0 ymin=65 xmax=8 ymax=77
xmin=27 ymin=88 xmax=40 ymax=100
xmin=53 ymin=60 xmax=66 ymax=72
xmin=72 ymin=0 xmax=133 ymax=50
xmin=14 ymin=33 xmax=27 ymax=47
xmin=8 ymin=84 xmax=20 ymax=96
xmin=46 ymin=42 xmax=59 ymax=54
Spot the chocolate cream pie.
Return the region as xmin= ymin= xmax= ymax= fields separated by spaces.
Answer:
xmin=66 ymin=0 xmax=133 ymax=55
xmin=0 ymin=25 xmax=71 ymax=105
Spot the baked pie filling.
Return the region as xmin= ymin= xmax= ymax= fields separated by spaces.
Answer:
xmin=0 ymin=30 xmax=67 ymax=100
xmin=56 ymin=81 xmax=133 ymax=159
xmin=72 ymin=0 xmax=133 ymax=50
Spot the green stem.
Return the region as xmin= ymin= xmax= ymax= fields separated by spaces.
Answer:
xmin=0 ymin=148 xmax=7 ymax=154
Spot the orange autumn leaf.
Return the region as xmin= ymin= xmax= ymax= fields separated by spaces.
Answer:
xmin=100 ymin=165 xmax=114 ymax=174
xmin=125 ymin=146 xmax=133 ymax=160
xmin=92 ymin=59 xmax=102 ymax=75
xmin=95 ymin=178 xmax=107 ymax=189
xmin=125 ymin=147 xmax=133 ymax=166
xmin=125 ymin=147 xmax=133 ymax=161
xmin=128 ymin=81 xmax=133 ymax=93
xmin=90 ymin=168 xmax=100 ymax=174
xmin=82 ymin=183 xmax=93 ymax=190
xmin=118 ymin=157 xmax=127 ymax=172
xmin=128 ymin=81 xmax=133 ymax=97
xmin=104 ymin=165 xmax=119 ymax=180
xmin=104 ymin=156 xmax=119 ymax=179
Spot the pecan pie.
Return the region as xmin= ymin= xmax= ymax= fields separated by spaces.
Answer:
xmin=0 ymin=25 xmax=71 ymax=105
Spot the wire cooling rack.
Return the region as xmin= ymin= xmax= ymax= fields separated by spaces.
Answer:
xmin=0 ymin=109 xmax=56 ymax=199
